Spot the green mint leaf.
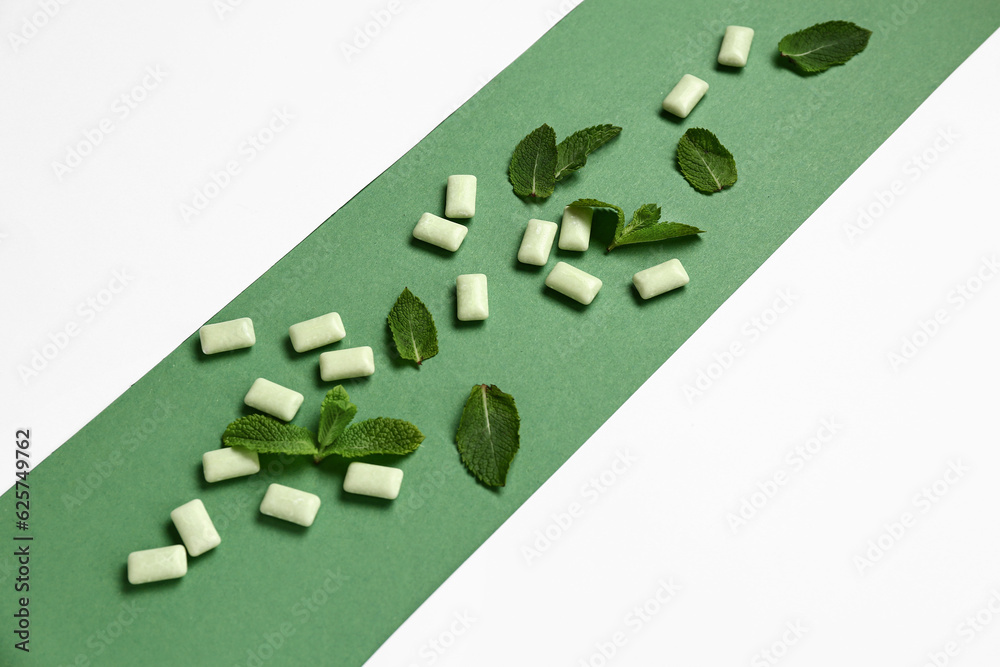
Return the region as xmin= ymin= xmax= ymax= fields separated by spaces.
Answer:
xmin=222 ymin=414 xmax=318 ymax=455
xmin=779 ymin=21 xmax=872 ymax=73
xmin=554 ymin=124 xmax=622 ymax=182
xmin=318 ymin=386 xmax=358 ymax=449
xmin=387 ymin=287 xmax=439 ymax=365
xmin=508 ymin=124 xmax=557 ymax=198
xmin=611 ymin=205 xmax=704 ymax=250
xmin=321 ymin=418 xmax=424 ymax=459
xmin=677 ymin=128 xmax=738 ymax=194
xmin=455 ymin=384 xmax=521 ymax=488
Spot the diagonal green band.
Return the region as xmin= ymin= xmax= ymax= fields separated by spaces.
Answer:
xmin=7 ymin=1 xmax=999 ymax=664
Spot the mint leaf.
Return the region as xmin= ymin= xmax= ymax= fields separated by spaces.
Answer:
xmin=222 ymin=414 xmax=318 ymax=455
xmin=456 ymin=384 xmax=520 ymax=487
xmin=554 ymin=124 xmax=622 ymax=182
xmin=321 ymin=418 xmax=424 ymax=459
xmin=318 ymin=386 xmax=357 ymax=449
xmin=677 ymin=128 xmax=737 ymax=194
xmin=570 ymin=199 xmax=704 ymax=251
xmin=612 ymin=204 xmax=704 ymax=250
xmin=387 ymin=287 xmax=439 ymax=365
xmin=779 ymin=21 xmax=872 ymax=73
xmin=509 ymin=124 xmax=557 ymax=198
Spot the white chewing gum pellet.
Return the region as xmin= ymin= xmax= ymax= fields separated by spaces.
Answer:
xmin=413 ymin=212 xmax=468 ymax=252
xmin=633 ymin=258 xmax=690 ymax=299
xmin=259 ymin=484 xmax=321 ymax=527
xmin=662 ymin=74 xmax=709 ymax=119
xmin=243 ymin=378 xmax=304 ymax=422
xmin=319 ymin=346 xmax=375 ymax=381
xmin=170 ymin=499 xmax=221 ymax=557
xmin=199 ymin=317 xmax=255 ymax=354
xmin=545 ymin=261 xmax=602 ymax=305
xmin=203 ymin=447 xmax=260 ymax=483
xmin=718 ymin=26 xmax=754 ymax=67
xmin=343 ymin=462 xmax=404 ymax=500
xmin=127 ymin=545 xmax=187 ymax=585
xmin=456 ymin=274 xmax=489 ymax=321
xmin=517 ymin=219 xmax=558 ymax=266
xmin=445 ymin=175 xmax=477 ymax=218
xmin=558 ymin=206 xmax=593 ymax=251
xmin=289 ymin=312 xmax=345 ymax=353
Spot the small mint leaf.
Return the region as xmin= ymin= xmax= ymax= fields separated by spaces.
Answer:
xmin=222 ymin=414 xmax=318 ymax=455
xmin=456 ymin=384 xmax=520 ymax=487
xmin=387 ymin=287 xmax=438 ymax=365
xmin=318 ymin=386 xmax=358 ymax=449
xmin=509 ymin=124 xmax=557 ymax=198
xmin=677 ymin=128 xmax=737 ymax=194
xmin=554 ymin=124 xmax=622 ymax=181
xmin=779 ymin=21 xmax=872 ymax=73
xmin=321 ymin=418 xmax=424 ymax=459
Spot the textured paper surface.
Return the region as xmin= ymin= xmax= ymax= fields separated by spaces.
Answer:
xmin=3 ymin=0 xmax=998 ymax=664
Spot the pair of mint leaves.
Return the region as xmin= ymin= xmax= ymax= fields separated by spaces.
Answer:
xmin=509 ymin=124 xmax=621 ymax=198
xmin=387 ymin=288 xmax=523 ymax=488
xmin=223 ymin=386 xmax=424 ymax=463
xmin=779 ymin=21 xmax=872 ymax=73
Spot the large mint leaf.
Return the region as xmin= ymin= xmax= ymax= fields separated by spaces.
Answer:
xmin=509 ymin=124 xmax=557 ymax=198
xmin=455 ymin=384 xmax=520 ymax=487
xmin=779 ymin=21 xmax=872 ymax=73
xmin=387 ymin=287 xmax=438 ymax=365
xmin=677 ymin=128 xmax=737 ymax=194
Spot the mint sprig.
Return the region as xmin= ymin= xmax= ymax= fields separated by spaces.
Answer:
xmin=569 ymin=199 xmax=705 ymax=251
xmin=677 ymin=128 xmax=737 ymax=194
xmin=509 ymin=123 xmax=621 ymax=198
xmin=222 ymin=386 xmax=424 ymax=463
xmin=779 ymin=21 xmax=872 ymax=73
xmin=456 ymin=384 xmax=521 ymax=487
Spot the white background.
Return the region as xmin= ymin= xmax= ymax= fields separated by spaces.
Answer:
xmin=366 ymin=28 xmax=1000 ymax=667
xmin=4 ymin=1 xmax=998 ymax=664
